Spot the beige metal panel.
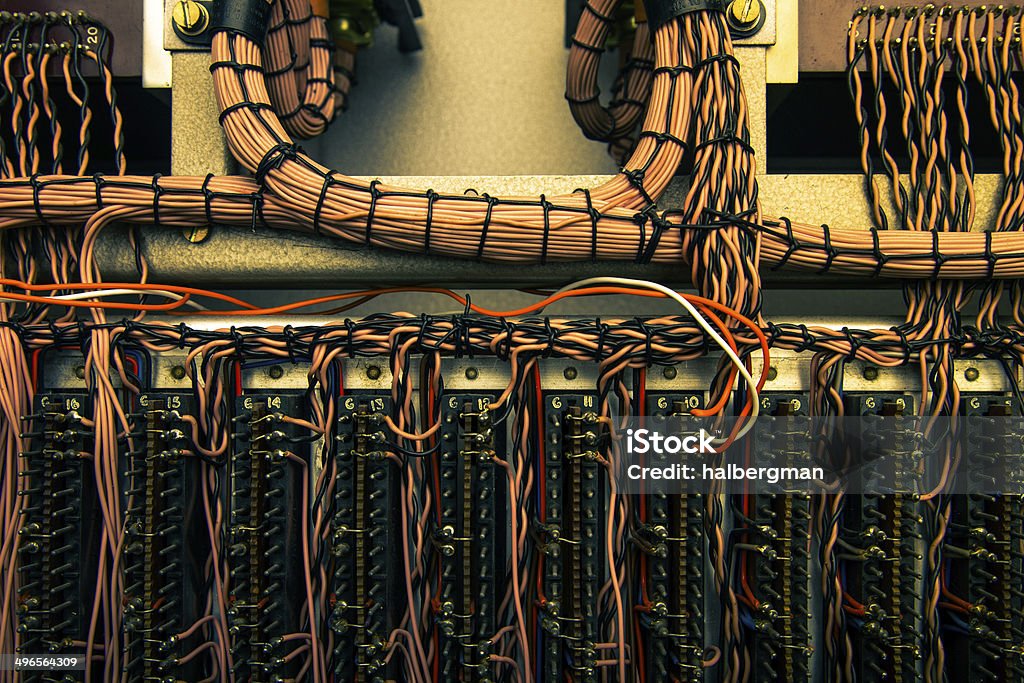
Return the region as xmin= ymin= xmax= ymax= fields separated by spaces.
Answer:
xmin=736 ymin=47 xmax=768 ymax=161
xmin=766 ymin=0 xmax=797 ymax=82
xmin=53 ymin=317 xmax=1018 ymax=396
xmin=759 ymin=173 xmax=1004 ymax=230
xmin=144 ymin=0 xmax=173 ymax=87
xmin=171 ymin=51 xmax=235 ymax=175
xmin=311 ymin=0 xmax=620 ymax=176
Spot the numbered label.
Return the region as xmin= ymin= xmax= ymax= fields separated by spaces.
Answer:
xmin=343 ymin=397 xmax=385 ymax=412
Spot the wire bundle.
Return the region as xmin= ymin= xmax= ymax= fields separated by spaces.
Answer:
xmin=262 ymin=0 xmax=352 ymax=138
xmin=1 ymin=2 xmax=1024 ymax=681
xmin=0 ymin=303 xmax=1022 ymax=681
xmin=565 ymin=0 xmax=655 ymax=163
xmin=0 ymin=10 xmax=125 ymax=177
xmin=832 ymin=7 xmax=1024 ymax=681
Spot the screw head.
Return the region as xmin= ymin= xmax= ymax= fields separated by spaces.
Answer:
xmin=170 ymin=365 xmax=186 ymax=380
xmin=726 ymin=0 xmax=766 ymax=36
xmin=465 ymin=367 xmax=479 ymax=381
xmin=964 ymin=367 xmax=980 ymax=382
xmin=366 ymin=365 xmax=382 ymax=380
xmin=171 ymin=0 xmax=207 ymax=34
xmin=268 ymin=365 xmax=284 ymax=380
xmin=74 ymin=365 xmax=85 ymax=380
xmin=663 ymin=366 xmax=677 ymax=380
xmin=182 ymin=226 xmax=209 ymax=243
xmin=862 ymin=366 xmax=879 ymax=381
xmin=767 ymin=366 xmax=778 ymax=382
xmin=171 ymin=0 xmax=209 ymax=36
xmin=729 ymin=0 xmax=760 ymax=25
xmin=563 ymin=367 xmax=578 ymax=381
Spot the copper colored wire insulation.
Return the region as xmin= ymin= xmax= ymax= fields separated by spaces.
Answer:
xmin=565 ymin=0 xmax=655 ymax=162
xmin=3 ymin=6 xmax=1024 ymax=678
xmin=262 ymin=0 xmax=344 ymax=138
xmin=827 ymin=8 xmax=1024 ymax=681
xmin=1 ymin=302 xmax=1023 ymax=681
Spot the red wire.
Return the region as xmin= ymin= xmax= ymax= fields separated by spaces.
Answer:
xmin=842 ymin=578 xmax=866 ymax=616
xmin=940 ymin=564 xmax=972 ymax=610
xmin=738 ymin=432 xmax=760 ymax=608
xmin=427 ymin=370 xmax=442 ymax=683
xmin=535 ymin=366 xmax=548 ymax=608
xmin=536 ymin=367 xmax=546 ymax=524
xmin=634 ymin=367 xmax=651 ymax=683
xmin=739 ymin=551 xmax=760 ymax=608
xmin=30 ymin=349 xmax=42 ymax=388
xmin=636 ymin=368 xmax=652 ymax=609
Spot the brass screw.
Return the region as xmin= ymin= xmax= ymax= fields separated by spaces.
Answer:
xmin=965 ymin=367 xmax=980 ymax=382
xmin=728 ymin=0 xmax=762 ymax=28
xmin=74 ymin=365 xmax=85 ymax=380
xmin=767 ymin=366 xmax=778 ymax=382
xmin=268 ymin=365 xmax=284 ymax=380
xmin=366 ymin=365 xmax=382 ymax=380
xmin=171 ymin=0 xmax=209 ymax=37
xmin=563 ymin=367 xmax=578 ymax=381
xmin=183 ymin=226 xmax=210 ymax=243
xmin=465 ymin=367 xmax=479 ymax=381
xmin=663 ymin=366 xmax=677 ymax=380
xmin=862 ymin=366 xmax=879 ymax=381
xmin=170 ymin=365 xmax=187 ymax=380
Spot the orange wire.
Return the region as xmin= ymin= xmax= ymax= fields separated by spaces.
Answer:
xmin=739 ymin=551 xmax=760 ymax=608
xmin=689 ymin=306 xmax=741 ymax=417
xmin=0 ymin=289 xmax=192 ymax=311
xmin=0 ymin=277 xmax=260 ymax=309
xmin=11 ymin=281 xmax=772 ymax=402
xmin=940 ymin=565 xmax=972 ymax=610
xmin=187 ymin=284 xmax=771 ymax=389
xmin=189 ymin=286 xmax=463 ymax=316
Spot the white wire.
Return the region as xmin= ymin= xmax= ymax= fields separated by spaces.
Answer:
xmin=552 ymin=277 xmax=760 ymax=442
xmin=25 ymin=288 xmax=210 ymax=311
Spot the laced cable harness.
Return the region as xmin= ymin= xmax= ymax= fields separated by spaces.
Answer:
xmin=2 ymin=2 xmax=1024 ymax=681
